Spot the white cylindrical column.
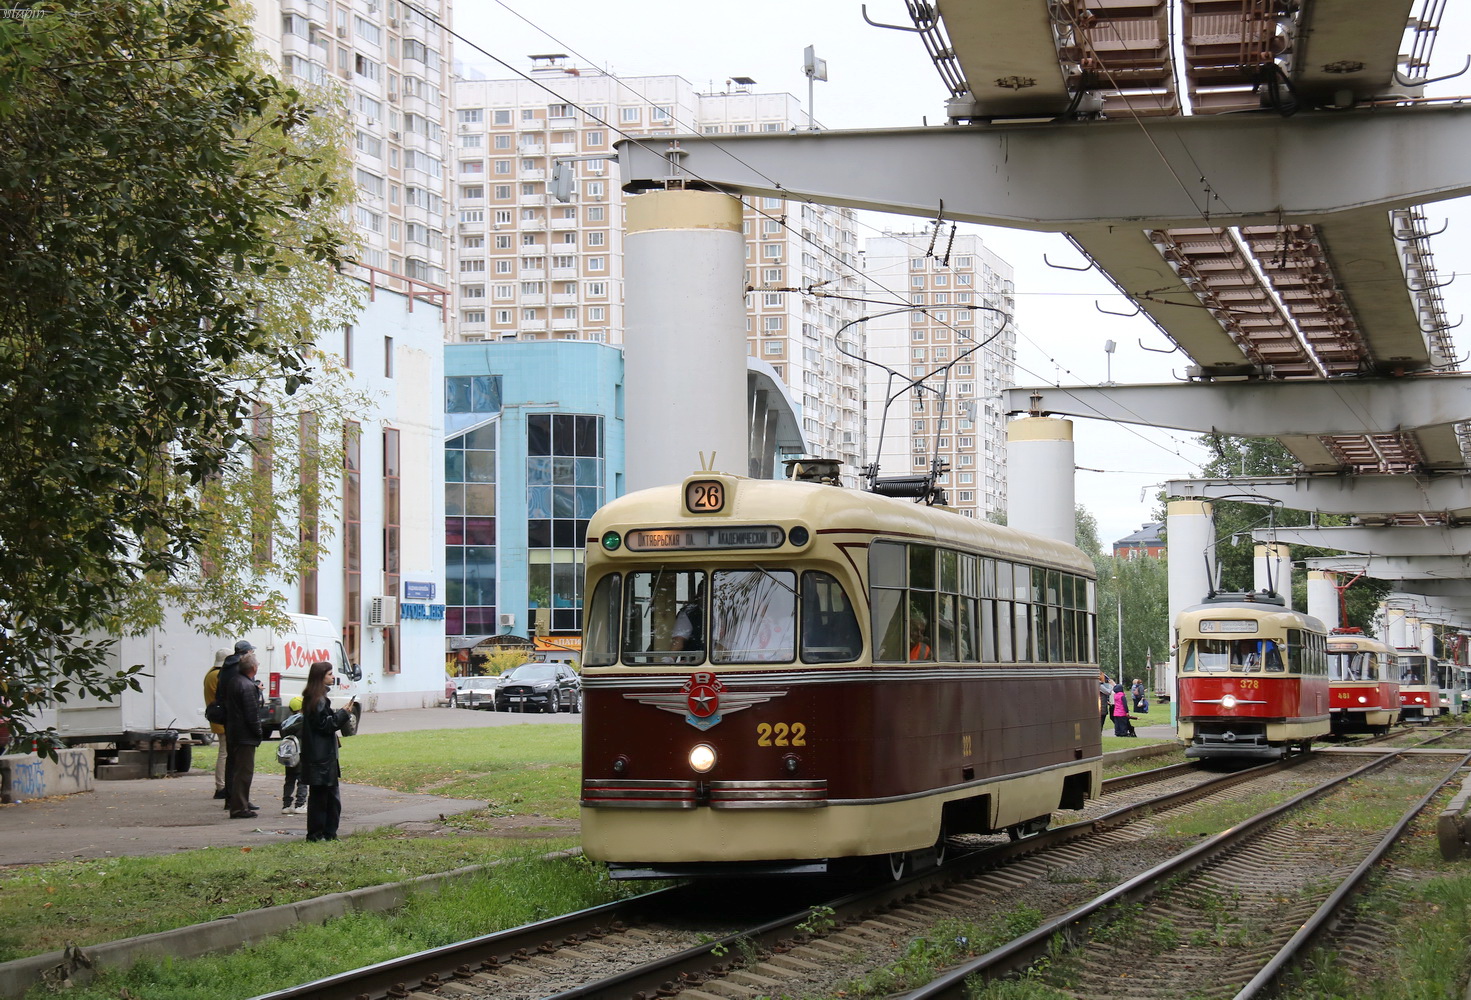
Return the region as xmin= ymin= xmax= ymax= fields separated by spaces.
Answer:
xmin=1005 ymin=416 xmax=1074 ymax=544
xmin=1254 ymin=543 xmax=1292 ymax=607
xmin=1420 ymin=619 xmax=1437 ymax=657
xmin=1167 ymin=499 xmax=1215 ymax=639
xmin=1385 ymin=604 xmax=1407 ymax=648
xmin=1306 ymin=570 xmax=1338 ymax=629
xmin=624 ymin=190 xmax=748 ymax=492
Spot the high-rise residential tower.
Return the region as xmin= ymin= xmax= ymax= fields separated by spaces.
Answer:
xmin=862 ymin=232 xmax=1017 ymax=518
xmin=255 ymin=0 xmax=455 ymax=295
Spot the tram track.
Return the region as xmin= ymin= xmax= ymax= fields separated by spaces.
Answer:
xmin=251 ymin=751 xmax=1380 ymax=1000
xmin=902 ymin=747 xmax=1471 ymax=1000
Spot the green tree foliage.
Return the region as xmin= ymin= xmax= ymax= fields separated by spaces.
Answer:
xmin=1095 ymin=554 xmax=1170 ymax=688
xmin=0 ymin=1 xmax=361 ymax=745
xmin=1195 ymin=434 xmax=1388 ymax=629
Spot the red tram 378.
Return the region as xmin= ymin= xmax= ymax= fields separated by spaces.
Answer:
xmin=1176 ymin=594 xmax=1330 ymax=759
xmin=578 ymin=471 xmax=1103 ymax=879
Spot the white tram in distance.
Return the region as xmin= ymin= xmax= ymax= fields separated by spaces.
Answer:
xmin=1325 ymin=629 xmax=1400 ymax=735
xmin=1176 ymin=594 xmax=1331 ymax=759
xmin=578 ymin=471 xmax=1103 ymax=879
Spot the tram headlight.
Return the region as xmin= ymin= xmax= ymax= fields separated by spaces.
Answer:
xmin=689 ymin=744 xmax=716 ymax=773
xmin=1220 ymin=694 xmax=1238 ymax=709
xmin=1357 ymin=695 xmax=1368 ymax=704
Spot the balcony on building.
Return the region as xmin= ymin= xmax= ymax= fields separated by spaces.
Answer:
xmin=551 ymin=291 xmax=578 ymax=305
xmin=551 ymin=317 xmax=578 ymax=331
xmin=520 ymin=168 xmax=547 ymax=182
xmin=281 ymin=0 xmax=328 ymax=20
xmin=518 ymin=142 xmax=546 ymax=156
xmin=550 ymin=216 xmax=576 ymax=230
xmin=549 ymin=141 xmax=578 ymax=156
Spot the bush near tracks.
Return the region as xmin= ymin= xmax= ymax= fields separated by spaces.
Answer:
xmin=0 ymin=725 xmax=582 ymax=961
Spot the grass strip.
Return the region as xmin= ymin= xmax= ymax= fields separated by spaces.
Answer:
xmin=19 ymin=850 xmax=649 ymax=1000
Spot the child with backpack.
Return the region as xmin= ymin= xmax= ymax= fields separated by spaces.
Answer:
xmin=278 ymin=696 xmax=307 ymax=815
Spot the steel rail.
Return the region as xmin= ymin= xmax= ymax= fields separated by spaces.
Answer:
xmin=1234 ymin=748 xmax=1471 ymax=998
xmin=898 ymin=750 xmax=1405 ymax=1000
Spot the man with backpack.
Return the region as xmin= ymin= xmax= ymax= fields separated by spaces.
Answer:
xmin=201 ymin=649 xmax=231 ymax=800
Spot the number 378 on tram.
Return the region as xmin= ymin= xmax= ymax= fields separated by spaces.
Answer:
xmin=577 ymin=471 xmax=1104 ymax=879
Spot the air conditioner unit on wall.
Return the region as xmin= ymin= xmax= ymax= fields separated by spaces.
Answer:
xmin=368 ymin=596 xmax=399 ymax=627
xmin=498 ymin=612 xmax=516 ymax=627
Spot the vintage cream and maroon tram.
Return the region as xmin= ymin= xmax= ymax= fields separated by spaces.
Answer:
xmin=1176 ymin=595 xmax=1331 ymax=759
xmin=1326 ymin=629 xmax=1400 ymax=735
xmin=578 ymin=472 xmax=1102 ymax=878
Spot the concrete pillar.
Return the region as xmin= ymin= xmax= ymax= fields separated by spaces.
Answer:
xmin=1420 ymin=619 xmax=1437 ymax=657
xmin=1005 ymin=416 xmax=1074 ymax=544
xmin=1385 ymin=605 xmax=1407 ymax=648
xmin=1254 ymin=542 xmax=1292 ymax=607
xmin=1307 ymin=570 xmax=1339 ymax=629
xmin=1167 ymin=500 xmax=1215 ymax=636
xmin=624 ymin=189 xmax=747 ymax=492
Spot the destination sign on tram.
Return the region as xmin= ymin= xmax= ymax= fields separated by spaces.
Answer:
xmin=1199 ymin=619 xmax=1259 ymax=634
xmin=626 ymin=525 xmax=785 ymax=551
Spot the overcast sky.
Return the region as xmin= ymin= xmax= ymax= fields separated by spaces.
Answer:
xmin=451 ymin=2 xmax=1471 ymax=548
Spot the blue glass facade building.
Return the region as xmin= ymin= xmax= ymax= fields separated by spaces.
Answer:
xmin=444 ymin=342 xmax=624 ymax=640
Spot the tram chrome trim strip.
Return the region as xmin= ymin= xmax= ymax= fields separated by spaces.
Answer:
xmin=583 ymin=666 xmax=1101 ymax=690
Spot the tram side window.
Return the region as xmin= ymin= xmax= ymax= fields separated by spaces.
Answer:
xmin=710 ymin=568 xmax=796 ymax=664
xmin=871 ymin=541 xmax=907 ymax=662
xmin=583 ymin=573 xmax=621 ymax=667
xmin=801 ymin=571 xmax=861 ymax=663
xmin=623 ymin=570 xmax=704 ymax=664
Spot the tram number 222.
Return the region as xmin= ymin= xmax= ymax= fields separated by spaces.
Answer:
xmin=756 ymin=722 xmax=807 ymax=747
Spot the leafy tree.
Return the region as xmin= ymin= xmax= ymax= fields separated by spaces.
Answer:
xmin=1194 ymin=434 xmax=1388 ymax=629
xmin=1096 ymin=553 xmax=1170 ymax=688
xmin=0 ymin=1 xmax=360 ymax=747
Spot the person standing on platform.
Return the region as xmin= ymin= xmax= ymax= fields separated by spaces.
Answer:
xmin=224 ymin=649 xmax=263 ymax=818
xmin=202 ymin=649 xmax=231 ymax=800
xmin=300 ymin=660 xmax=353 ymax=841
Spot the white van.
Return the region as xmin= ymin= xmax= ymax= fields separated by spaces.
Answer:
xmin=245 ymin=614 xmax=361 ymax=737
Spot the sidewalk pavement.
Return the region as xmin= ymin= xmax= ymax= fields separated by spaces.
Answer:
xmin=0 ymin=706 xmax=572 ymax=867
xmin=0 ymin=771 xmax=485 ymax=867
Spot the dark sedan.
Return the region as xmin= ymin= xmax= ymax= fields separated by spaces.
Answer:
xmin=494 ymin=662 xmax=582 ymax=713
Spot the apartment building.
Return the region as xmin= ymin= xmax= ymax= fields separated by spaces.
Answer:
xmin=862 ymin=233 xmax=1017 ymax=518
xmin=255 ymin=0 xmax=455 ymax=295
xmin=451 ymin=58 xmax=867 ymax=476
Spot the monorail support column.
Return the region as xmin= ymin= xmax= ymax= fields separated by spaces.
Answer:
xmin=1385 ymin=604 xmax=1407 ymax=647
xmin=1005 ymin=416 xmax=1074 ymax=544
xmin=624 ymin=189 xmax=748 ymax=492
xmin=1167 ymin=499 xmax=1215 ymax=727
xmin=1255 ymin=543 xmax=1293 ymax=607
xmin=1307 ymin=570 xmax=1339 ymax=629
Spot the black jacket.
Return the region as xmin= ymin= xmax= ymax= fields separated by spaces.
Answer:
xmin=223 ymin=671 xmax=263 ymax=746
xmin=301 ymin=696 xmax=350 ymax=786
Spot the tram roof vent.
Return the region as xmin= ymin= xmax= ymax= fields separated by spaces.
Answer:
xmin=1203 ymin=589 xmax=1286 ymax=607
xmin=784 ymin=457 xmax=843 ymax=486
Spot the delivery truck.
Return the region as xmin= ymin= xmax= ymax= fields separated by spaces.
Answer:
xmin=49 ymin=610 xmax=358 ymax=776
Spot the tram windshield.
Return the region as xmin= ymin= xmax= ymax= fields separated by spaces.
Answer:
xmin=1400 ymin=654 xmax=1427 ymax=685
xmin=1327 ymin=650 xmax=1379 ymax=682
xmin=584 ymin=567 xmax=861 ymax=667
xmin=1181 ymin=638 xmax=1285 ymax=672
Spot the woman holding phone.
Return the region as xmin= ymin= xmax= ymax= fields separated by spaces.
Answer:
xmin=300 ymin=660 xmax=354 ymax=842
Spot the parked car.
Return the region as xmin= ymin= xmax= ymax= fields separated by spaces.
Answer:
xmin=444 ymin=673 xmax=458 ymax=708
xmin=454 ymin=676 xmax=502 ymax=710
xmin=494 ymin=662 xmax=582 ymax=713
